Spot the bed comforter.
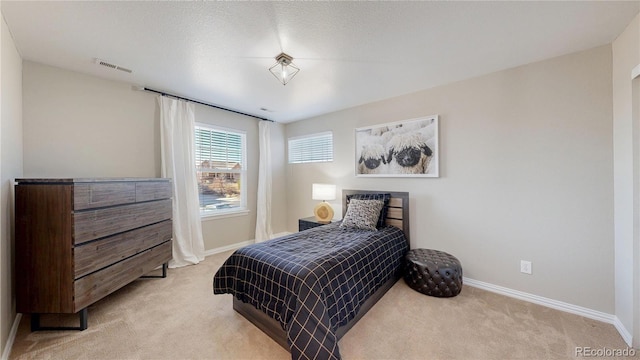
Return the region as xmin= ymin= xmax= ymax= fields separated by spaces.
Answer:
xmin=213 ymin=222 xmax=408 ymax=360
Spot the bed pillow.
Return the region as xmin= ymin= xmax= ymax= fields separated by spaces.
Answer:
xmin=346 ymin=193 xmax=391 ymax=228
xmin=340 ymin=199 xmax=384 ymax=231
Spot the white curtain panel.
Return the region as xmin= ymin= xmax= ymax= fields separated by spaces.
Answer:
xmin=255 ymin=120 xmax=273 ymax=242
xmin=158 ymin=96 xmax=205 ymax=267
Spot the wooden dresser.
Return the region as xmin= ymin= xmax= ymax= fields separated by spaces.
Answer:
xmin=15 ymin=178 xmax=173 ymax=330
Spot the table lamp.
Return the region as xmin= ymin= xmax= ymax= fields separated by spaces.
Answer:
xmin=312 ymin=183 xmax=336 ymax=223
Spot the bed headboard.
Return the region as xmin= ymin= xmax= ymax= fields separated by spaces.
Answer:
xmin=342 ymin=190 xmax=410 ymax=246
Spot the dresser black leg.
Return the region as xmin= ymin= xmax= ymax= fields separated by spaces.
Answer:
xmin=79 ymin=308 xmax=88 ymax=330
xmin=30 ymin=313 xmax=40 ymax=331
xmin=141 ymin=262 xmax=168 ymax=279
xmin=30 ymin=308 xmax=88 ymax=331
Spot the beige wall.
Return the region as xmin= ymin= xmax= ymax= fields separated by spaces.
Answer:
xmin=612 ymin=12 xmax=640 ymax=347
xmin=23 ymin=62 xmax=159 ymax=178
xmin=285 ymin=45 xmax=614 ymax=313
xmin=1 ymin=15 xmax=23 ymax=358
xmin=22 ymin=61 xmax=287 ymax=254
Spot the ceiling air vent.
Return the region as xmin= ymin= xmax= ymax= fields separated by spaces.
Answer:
xmin=93 ymin=58 xmax=133 ymax=73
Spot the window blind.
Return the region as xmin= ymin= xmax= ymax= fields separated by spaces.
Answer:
xmin=195 ymin=126 xmax=244 ymax=171
xmin=288 ymin=131 xmax=333 ymax=164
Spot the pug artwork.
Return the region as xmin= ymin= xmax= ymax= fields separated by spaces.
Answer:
xmin=355 ymin=115 xmax=439 ymax=177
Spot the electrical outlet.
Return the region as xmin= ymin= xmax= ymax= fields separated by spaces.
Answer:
xmin=520 ymin=260 xmax=532 ymax=275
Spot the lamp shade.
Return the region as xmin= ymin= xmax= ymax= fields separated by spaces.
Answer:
xmin=312 ymin=183 xmax=336 ymax=201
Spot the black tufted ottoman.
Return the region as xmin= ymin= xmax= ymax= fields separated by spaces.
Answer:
xmin=404 ymin=249 xmax=463 ymax=297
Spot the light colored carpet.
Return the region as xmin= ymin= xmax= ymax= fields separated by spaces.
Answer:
xmin=9 ymin=250 xmax=636 ymax=360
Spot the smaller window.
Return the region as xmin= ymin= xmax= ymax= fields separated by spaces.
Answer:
xmin=288 ymin=131 xmax=333 ymax=164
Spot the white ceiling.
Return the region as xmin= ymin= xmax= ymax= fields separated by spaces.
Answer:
xmin=2 ymin=1 xmax=639 ymax=123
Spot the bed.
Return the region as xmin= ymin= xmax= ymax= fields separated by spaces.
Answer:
xmin=213 ymin=190 xmax=410 ymax=360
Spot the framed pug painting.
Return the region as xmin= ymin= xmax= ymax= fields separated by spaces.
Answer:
xmin=355 ymin=115 xmax=439 ymax=177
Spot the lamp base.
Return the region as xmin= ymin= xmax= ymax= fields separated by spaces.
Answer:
xmin=314 ymin=202 xmax=334 ymax=223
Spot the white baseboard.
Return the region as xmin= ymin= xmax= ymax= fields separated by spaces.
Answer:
xmin=204 ymin=240 xmax=254 ymax=257
xmin=463 ymin=277 xmax=632 ymax=346
xmin=203 ymin=232 xmax=292 ymax=258
xmin=613 ymin=316 xmax=633 ymax=347
xmin=1 ymin=313 xmax=21 ymax=360
xmin=271 ymin=231 xmax=292 ymax=238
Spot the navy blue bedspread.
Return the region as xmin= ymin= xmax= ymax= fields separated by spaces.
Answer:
xmin=213 ymin=222 xmax=408 ymax=360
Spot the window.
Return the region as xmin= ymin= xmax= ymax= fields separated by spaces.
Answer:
xmin=288 ymin=131 xmax=333 ymax=164
xmin=195 ymin=124 xmax=247 ymax=216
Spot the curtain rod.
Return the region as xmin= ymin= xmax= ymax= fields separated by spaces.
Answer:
xmin=142 ymin=87 xmax=272 ymax=122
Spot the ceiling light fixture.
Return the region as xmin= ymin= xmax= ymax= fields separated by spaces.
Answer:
xmin=269 ymin=52 xmax=299 ymax=86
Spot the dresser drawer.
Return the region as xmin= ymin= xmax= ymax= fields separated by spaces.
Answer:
xmin=74 ymin=182 xmax=137 ymax=210
xmin=74 ymin=181 xmax=171 ymax=210
xmin=136 ymin=181 xmax=172 ymax=202
xmin=74 ymin=220 xmax=172 ymax=278
xmin=74 ymin=241 xmax=172 ymax=311
xmin=73 ymin=199 xmax=172 ymax=244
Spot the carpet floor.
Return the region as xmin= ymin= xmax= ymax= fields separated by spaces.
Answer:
xmin=9 ymin=250 xmax=636 ymax=360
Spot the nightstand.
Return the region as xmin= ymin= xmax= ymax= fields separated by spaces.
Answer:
xmin=298 ymin=216 xmax=335 ymax=231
